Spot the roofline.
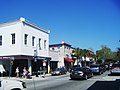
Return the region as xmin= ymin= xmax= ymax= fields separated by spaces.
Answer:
xmin=49 ymin=42 xmax=71 ymax=47
xmin=21 ymin=18 xmax=50 ymax=34
xmin=0 ymin=17 xmax=50 ymax=34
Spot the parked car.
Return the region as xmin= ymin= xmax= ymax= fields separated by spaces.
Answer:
xmin=0 ymin=78 xmax=27 ymax=90
xmin=70 ymin=65 xmax=81 ymax=72
xmin=70 ymin=67 xmax=93 ymax=80
xmin=51 ymin=67 xmax=67 ymax=76
xmin=90 ymin=64 xmax=104 ymax=75
xmin=110 ymin=63 xmax=120 ymax=74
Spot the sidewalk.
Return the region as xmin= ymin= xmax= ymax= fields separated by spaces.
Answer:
xmin=1 ymin=73 xmax=52 ymax=81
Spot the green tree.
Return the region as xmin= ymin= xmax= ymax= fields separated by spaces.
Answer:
xmin=72 ymin=48 xmax=83 ymax=62
xmin=72 ymin=48 xmax=95 ymax=66
xmin=96 ymin=45 xmax=112 ymax=62
xmin=116 ymin=48 xmax=120 ymax=59
xmin=82 ymin=49 xmax=92 ymax=66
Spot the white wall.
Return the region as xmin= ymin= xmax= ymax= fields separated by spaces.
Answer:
xmin=0 ymin=20 xmax=49 ymax=57
xmin=21 ymin=23 xmax=49 ymax=57
xmin=0 ymin=22 xmax=22 ymax=56
xmin=49 ymin=50 xmax=59 ymax=61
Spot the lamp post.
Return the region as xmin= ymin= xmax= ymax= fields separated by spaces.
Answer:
xmin=34 ymin=48 xmax=38 ymax=77
xmin=34 ymin=42 xmax=41 ymax=77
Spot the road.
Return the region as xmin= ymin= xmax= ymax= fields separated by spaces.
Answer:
xmin=25 ymin=71 xmax=120 ymax=90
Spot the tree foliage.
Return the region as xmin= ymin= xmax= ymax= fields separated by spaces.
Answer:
xmin=96 ymin=45 xmax=114 ymax=61
xmin=72 ymin=48 xmax=94 ymax=59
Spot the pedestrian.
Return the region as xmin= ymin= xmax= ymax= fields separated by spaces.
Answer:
xmin=22 ymin=67 xmax=27 ymax=78
xmin=26 ymin=70 xmax=32 ymax=79
xmin=15 ymin=67 xmax=19 ymax=78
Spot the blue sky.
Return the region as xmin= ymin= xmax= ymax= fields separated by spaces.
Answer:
xmin=0 ymin=0 xmax=120 ymax=52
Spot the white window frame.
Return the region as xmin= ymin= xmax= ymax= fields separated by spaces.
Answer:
xmin=0 ymin=35 xmax=2 ymax=46
xmin=11 ymin=33 xmax=15 ymax=44
xmin=24 ymin=34 xmax=28 ymax=45
xmin=32 ymin=36 xmax=35 ymax=46
xmin=44 ymin=40 xmax=47 ymax=50
xmin=39 ymin=38 xmax=42 ymax=50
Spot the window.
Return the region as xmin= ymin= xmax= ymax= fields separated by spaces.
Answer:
xmin=32 ymin=36 xmax=35 ymax=46
xmin=0 ymin=36 xmax=2 ymax=46
xmin=24 ymin=34 xmax=28 ymax=45
xmin=11 ymin=33 xmax=15 ymax=44
xmin=44 ymin=40 xmax=47 ymax=49
xmin=52 ymin=48 xmax=54 ymax=51
xmin=39 ymin=38 xmax=41 ymax=50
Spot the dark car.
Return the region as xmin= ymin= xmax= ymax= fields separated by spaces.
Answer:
xmin=90 ymin=64 xmax=104 ymax=75
xmin=70 ymin=67 xmax=93 ymax=80
xmin=51 ymin=67 xmax=67 ymax=76
xmin=70 ymin=65 xmax=81 ymax=72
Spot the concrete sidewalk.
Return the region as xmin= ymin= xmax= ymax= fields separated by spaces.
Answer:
xmin=1 ymin=73 xmax=52 ymax=81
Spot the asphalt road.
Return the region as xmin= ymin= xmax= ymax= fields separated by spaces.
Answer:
xmin=25 ymin=71 xmax=120 ymax=90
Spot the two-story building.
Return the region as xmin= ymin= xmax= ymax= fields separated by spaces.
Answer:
xmin=0 ymin=17 xmax=51 ymax=76
xmin=49 ymin=41 xmax=74 ymax=71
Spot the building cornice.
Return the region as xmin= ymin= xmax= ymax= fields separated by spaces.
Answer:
xmin=0 ymin=17 xmax=50 ymax=34
xmin=20 ymin=17 xmax=50 ymax=34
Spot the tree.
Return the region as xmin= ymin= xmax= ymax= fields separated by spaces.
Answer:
xmin=96 ymin=45 xmax=112 ymax=62
xmin=82 ymin=49 xmax=93 ymax=67
xmin=116 ymin=48 xmax=120 ymax=59
xmin=73 ymin=48 xmax=94 ymax=66
xmin=72 ymin=48 xmax=83 ymax=63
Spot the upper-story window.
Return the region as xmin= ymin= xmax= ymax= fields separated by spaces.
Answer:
xmin=39 ymin=38 xmax=41 ymax=50
xmin=32 ymin=36 xmax=35 ymax=46
xmin=52 ymin=47 xmax=54 ymax=51
xmin=44 ymin=40 xmax=47 ymax=49
xmin=0 ymin=36 xmax=2 ymax=46
xmin=24 ymin=34 xmax=28 ymax=45
xmin=11 ymin=33 xmax=15 ymax=44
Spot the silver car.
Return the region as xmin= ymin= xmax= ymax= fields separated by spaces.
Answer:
xmin=110 ymin=63 xmax=120 ymax=74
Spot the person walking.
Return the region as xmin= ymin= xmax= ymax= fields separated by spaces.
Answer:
xmin=15 ymin=67 xmax=19 ymax=78
xmin=22 ymin=67 xmax=27 ymax=78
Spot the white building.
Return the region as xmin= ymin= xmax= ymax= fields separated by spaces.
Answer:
xmin=49 ymin=41 xmax=74 ymax=71
xmin=0 ymin=17 xmax=51 ymax=76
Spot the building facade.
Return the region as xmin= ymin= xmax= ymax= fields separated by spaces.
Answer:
xmin=0 ymin=17 xmax=51 ymax=76
xmin=49 ymin=41 xmax=74 ymax=71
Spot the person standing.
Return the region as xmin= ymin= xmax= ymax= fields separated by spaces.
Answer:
xmin=15 ymin=67 xmax=19 ymax=78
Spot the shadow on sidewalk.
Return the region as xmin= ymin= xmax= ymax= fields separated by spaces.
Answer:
xmin=87 ymin=79 xmax=120 ymax=90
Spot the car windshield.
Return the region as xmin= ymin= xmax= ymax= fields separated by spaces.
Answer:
xmin=55 ymin=68 xmax=61 ymax=71
xmin=112 ymin=64 xmax=120 ymax=67
xmin=74 ymin=67 xmax=85 ymax=71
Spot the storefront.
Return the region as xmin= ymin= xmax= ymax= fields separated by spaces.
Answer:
xmin=0 ymin=55 xmax=51 ymax=77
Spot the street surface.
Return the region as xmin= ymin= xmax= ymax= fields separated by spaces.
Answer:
xmin=24 ymin=71 xmax=120 ymax=90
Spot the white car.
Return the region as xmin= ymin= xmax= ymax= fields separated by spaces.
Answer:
xmin=110 ymin=63 xmax=120 ymax=74
xmin=0 ymin=78 xmax=27 ymax=90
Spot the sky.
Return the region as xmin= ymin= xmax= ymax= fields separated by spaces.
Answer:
xmin=0 ymin=0 xmax=120 ymax=52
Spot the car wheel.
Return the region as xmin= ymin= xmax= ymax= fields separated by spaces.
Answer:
xmin=84 ymin=75 xmax=88 ymax=80
xmin=91 ymin=73 xmax=93 ymax=77
xmin=70 ymin=77 xmax=74 ymax=80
